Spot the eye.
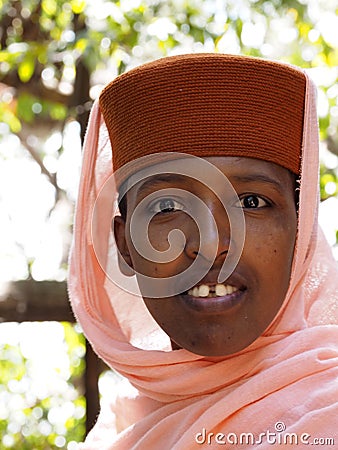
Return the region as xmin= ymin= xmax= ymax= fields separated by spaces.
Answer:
xmin=237 ymin=195 xmax=269 ymax=209
xmin=150 ymin=198 xmax=185 ymax=214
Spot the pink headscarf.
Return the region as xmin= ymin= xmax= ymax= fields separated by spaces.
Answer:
xmin=68 ymin=57 xmax=338 ymax=449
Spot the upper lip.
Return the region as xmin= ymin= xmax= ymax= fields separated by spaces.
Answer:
xmin=184 ymin=270 xmax=247 ymax=292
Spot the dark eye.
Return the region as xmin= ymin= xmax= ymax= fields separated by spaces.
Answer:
xmin=239 ymin=195 xmax=268 ymax=209
xmin=151 ymin=198 xmax=184 ymax=214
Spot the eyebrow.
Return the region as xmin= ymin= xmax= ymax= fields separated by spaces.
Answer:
xmin=135 ymin=174 xmax=189 ymax=197
xmin=230 ymin=174 xmax=285 ymax=193
xmin=134 ymin=172 xmax=286 ymax=198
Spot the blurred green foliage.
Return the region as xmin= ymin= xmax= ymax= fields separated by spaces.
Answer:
xmin=0 ymin=323 xmax=85 ymax=449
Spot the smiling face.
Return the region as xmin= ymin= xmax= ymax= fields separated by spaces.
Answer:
xmin=114 ymin=156 xmax=298 ymax=356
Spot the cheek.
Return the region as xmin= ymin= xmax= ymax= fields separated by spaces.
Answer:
xmin=245 ymin=217 xmax=297 ymax=276
xmin=128 ymin=218 xmax=193 ymax=275
xmin=147 ymin=216 xmax=194 ymax=252
xmin=125 ymin=223 xmax=171 ymax=274
xmin=148 ymin=227 xmax=171 ymax=252
xmin=127 ymin=237 xmax=183 ymax=279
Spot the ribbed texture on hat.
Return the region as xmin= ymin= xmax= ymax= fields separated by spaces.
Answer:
xmin=99 ymin=53 xmax=305 ymax=175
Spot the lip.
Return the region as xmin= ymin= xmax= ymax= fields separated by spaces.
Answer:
xmin=180 ymin=286 xmax=247 ymax=314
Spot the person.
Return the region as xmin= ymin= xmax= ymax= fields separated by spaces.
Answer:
xmin=68 ymin=54 xmax=338 ymax=448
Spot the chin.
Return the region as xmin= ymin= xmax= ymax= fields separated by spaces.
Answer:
xmin=173 ymin=333 xmax=258 ymax=357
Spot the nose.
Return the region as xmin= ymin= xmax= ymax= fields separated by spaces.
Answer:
xmin=184 ymin=201 xmax=230 ymax=265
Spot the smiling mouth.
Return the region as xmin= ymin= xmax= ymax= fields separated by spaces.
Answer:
xmin=181 ymin=282 xmax=247 ymax=313
xmin=188 ymin=283 xmax=238 ymax=298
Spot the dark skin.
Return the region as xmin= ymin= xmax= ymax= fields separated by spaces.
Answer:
xmin=114 ymin=157 xmax=298 ymax=357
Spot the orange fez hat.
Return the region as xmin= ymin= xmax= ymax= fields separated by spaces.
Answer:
xmin=99 ymin=53 xmax=306 ymax=175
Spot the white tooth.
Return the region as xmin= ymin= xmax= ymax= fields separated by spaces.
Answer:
xmin=215 ymin=284 xmax=227 ymax=296
xmin=188 ymin=289 xmax=193 ymax=296
xmin=192 ymin=287 xmax=199 ymax=297
xmin=226 ymin=285 xmax=233 ymax=294
xmin=198 ymin=285 xmax=209 ymax=297
xmin=228 ymin=285 xmax=238 ymax=294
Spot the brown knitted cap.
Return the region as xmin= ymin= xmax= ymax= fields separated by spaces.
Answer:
xmin=99 ymin=53 xmax=306 ymax=175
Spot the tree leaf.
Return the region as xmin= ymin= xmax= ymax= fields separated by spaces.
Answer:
xmin=18 ymin=55 xmax=35 ymax=83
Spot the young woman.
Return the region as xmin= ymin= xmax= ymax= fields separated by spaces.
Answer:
xmin=69 ymin=54 xmax=338 ymax=448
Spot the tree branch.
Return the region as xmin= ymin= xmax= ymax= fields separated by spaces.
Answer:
xmin=0 ymin=279 xmax=74 ymax=322
xmin=19 ymin=132 xmax=60 ymax=194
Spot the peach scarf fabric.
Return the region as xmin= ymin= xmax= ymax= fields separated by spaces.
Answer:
xmin=68 ymin=69 xmax=338 ymax=449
